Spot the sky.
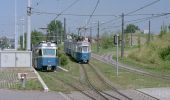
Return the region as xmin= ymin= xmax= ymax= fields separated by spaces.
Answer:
xmin=0 ymin=0 xmax=170 ymax=38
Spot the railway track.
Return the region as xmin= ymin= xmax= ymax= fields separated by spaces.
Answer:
xmin=39 ymin=63 xmax=159 ymax=100
xmin=86 ymin=63 xmax=132 ymax=100
xmin=92 ymin=53 xmax=170 ymax=81
xmin=81 ymin=64 xmax=132 ymax=100
xmin=44 ymin=73 xmax=96 ymax=100
xmin=81 ymin=64 xmax=114 ymax=100
xmin=86 ymin=63 xmax=159 ymax=100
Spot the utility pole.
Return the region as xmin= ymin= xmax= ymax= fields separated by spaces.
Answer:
xmin=77 ymin=28 xmax=81 ymax=36
xmin=55 ymin=20 xmax=58 ymax=43
xmin=148 ymin=20 xmax=151 ymax=43
xmin=20 ymin=18 xmax=25 ymax=49
xmin=131 ymin=33 xmax=132 ymax=46
xmin=116 ymin=34 xmax=119 ymax=76
xmin=64 ymin=18 xmax=66 ymax=40
xmin=97 ymin=21 xmax=99 ymax=53
xmin=14 ymin=0 xmax=18 ymax=50
xmin=121 ymin=13 xmax=125 ymax=58
xmin=90 ymin=27 xmax=92 ymax=42
xmin=23 ymin=20 xmax=25 ymax=49
xmin=27 ymin=0 xmax=31 ymax=50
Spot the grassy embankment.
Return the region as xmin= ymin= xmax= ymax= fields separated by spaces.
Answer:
xmin=92 ymin=33 xmax=170 ymax=75
xmin=123 ymin=33 xmax=170 ymax=75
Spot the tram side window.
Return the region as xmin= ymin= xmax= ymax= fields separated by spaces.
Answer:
xmin=78 ymin=47 xmax=82 ymax=52
xmin=39 ymin=50 xmax=42 ymax=56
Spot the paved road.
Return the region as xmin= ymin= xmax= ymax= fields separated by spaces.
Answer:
xmin=138 ymin=87 xmax=170 ymax=100
xmin=0 ymin=89 xmax=161 ymax=100
xmin=0 ymin=89 xmax=67 ymax=100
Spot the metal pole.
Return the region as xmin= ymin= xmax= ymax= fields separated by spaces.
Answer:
xmin=148 ymin=20 xmax=151 ymax=43
xmin=131 ymin=32 xmax=132 ymax=46
xmin=20 ymin=18 xmax=25 ymax=49
xmin=27 ymin=0 xmax=31 ymax=51
xmin=90 ymin=27 xmax=92 ymax=41
xmin=64 ymin=18 xmax=66 ymax=40
xmin=23 ymin=20 xmax=25 ymax=49
xmin=97 ymin=21 xmax=99 ymax=53
xmin=116 ymin=34 xmax=119 ymax=76
xmin=15 ymin=0 xmax=18 ymax=50
xmin=121 ymin=13 xmax=124 ymax=58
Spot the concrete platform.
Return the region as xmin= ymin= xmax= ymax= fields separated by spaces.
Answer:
xmin=138 ymin=87 xmax=170 ymax=100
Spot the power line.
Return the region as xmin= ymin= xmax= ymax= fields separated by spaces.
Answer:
xmin=88 ymin=16 xmax=121 ymax=29
xmin=126 ymin=13 xmax=170 ymax=24
xmin=53 ymin=0 xmax=80 ymax=20
xmin=95 ymin=13 xmax=170 ymax=31
xmin=125 ymin=13 xmax=167 ymax=16
xmin=32 ymin=11 xmax=117 ymax=17
xmin=85 ymin=0 xmax=100 ymax=27
xmin=92 ymin=0 xmax=161 ymax=30
xmin=125 ymin=0 xmax=160 ymax=16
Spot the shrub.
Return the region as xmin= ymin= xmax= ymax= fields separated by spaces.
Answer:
xmin=159 ymin=46 xmax=170 ymax=61
xmin=59 ymin=54 xmax=68 ymax=66
xmin=100 ymin=33 xmax=114 ymax=49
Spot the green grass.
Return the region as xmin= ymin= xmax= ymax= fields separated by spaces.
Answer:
xmin=38 ymin=58 xmax=82 ymax=92
xmin=91 ymin=58 xmax=170 ymax=89
xmin=14 ymin=79 xmax=43 ymax=90
xmin=40 ymin=57 xmax=170 ymax=92
xmin=123 ymin=33 xmax=170 ymax=75
xmin=116 ymin=57 xmax=170 ymax=75
xmin=91 ymin=45 xmax=116 ymax=54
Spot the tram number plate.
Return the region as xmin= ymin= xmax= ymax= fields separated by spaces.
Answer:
xmin=47 ymin=66 xmax=52 ymax=70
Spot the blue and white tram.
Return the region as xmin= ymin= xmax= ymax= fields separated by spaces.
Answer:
xmin=64 ymin=39 xmax=72 ymax=55
xmin=72 ymin=40 xmax=91 ymax=63
xmin=33 ymin=41 xmax=59 ymax=71
xmin=64 ymin=36 xmax=91 ymax=63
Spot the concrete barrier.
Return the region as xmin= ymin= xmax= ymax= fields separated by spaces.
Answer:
xmin=33 ymin=68 xmax=49 ymax=92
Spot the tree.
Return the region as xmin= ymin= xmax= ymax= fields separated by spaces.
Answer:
xmin=125 ymin=24 xmax=140 ymax=46
xmin=47 ymin=20 xmax=64 ymax=43
xmin=125 ymin=24 xmax=139 ymax=33
xmin=31 ymin=30 xmax=45 ymax=45
xmin=168 ymin=24 xmax=170 ymax=32
xmin=0 ymin=36 xmax=10 ymax=49
xmin=100 ymin=33 xmax=114 ymax=49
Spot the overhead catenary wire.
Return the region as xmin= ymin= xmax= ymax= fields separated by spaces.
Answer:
xmin=32 ymin=0 xmax=162 ymax=30
xmin=97 ymin=13 xmax=170 ymax=31
xmin=32 ymin=11 xmax=118 ymax=17
xmin=31 ymin=0 xmax=166 ymax=35
xmin=85 ymin=0 xmax=100 ymax=27
xmin=125 ymin=13 xmax=169 ymax=16
xmin=125 ymin=0 xmax=160 ymax=16
xmin=53 ymin=0 xmax=80 ymax=20
xmin=93 ymin=0 xmax=161 ymax=29
xmin=126 ymin=13 xmax=170 ymax=24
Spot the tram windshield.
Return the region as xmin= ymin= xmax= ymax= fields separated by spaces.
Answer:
xmin=82 ymin=46 xmax=88 ymax=52
xmin=43 ymin=49 xmax=56 ymax=56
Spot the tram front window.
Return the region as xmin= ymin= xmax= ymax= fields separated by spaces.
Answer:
xmin=82 ymin=46 xmax=88 ymax=52
xmin=43 ymin=49 xmax=55 ymax=56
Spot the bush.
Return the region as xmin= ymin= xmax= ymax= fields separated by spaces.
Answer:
xmin=100 ymin=33 xmax=114 ymax=49
xmin=159 ymin=46 xmax=170 ymax=61
xmin=59 ymin=54 xmax=68 ymax=66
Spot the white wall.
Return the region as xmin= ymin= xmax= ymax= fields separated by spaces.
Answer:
xmin=0 ymin=51 xmax=32 ymax=67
